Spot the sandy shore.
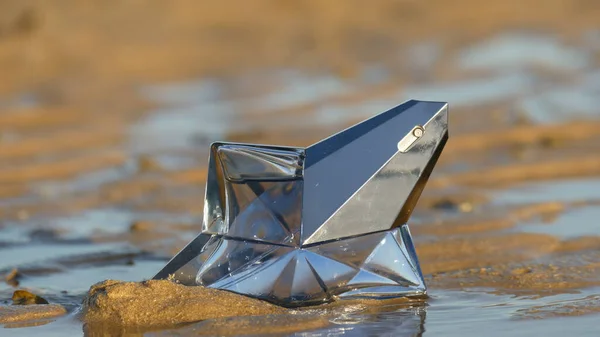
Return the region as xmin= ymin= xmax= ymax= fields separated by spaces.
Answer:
xmin=1 ymin=1 xmax=600 ymax=335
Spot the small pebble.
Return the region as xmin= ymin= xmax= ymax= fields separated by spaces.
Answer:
xmin=12 ymin=290 xmax=49 ymax=305
xmin=5 ymin=269 xmax=22 ymax=287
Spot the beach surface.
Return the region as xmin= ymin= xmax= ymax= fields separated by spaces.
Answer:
xmin=1 ymin=1 xmax=600 ymax=335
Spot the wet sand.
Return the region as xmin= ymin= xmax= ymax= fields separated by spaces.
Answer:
xmin=1 ymin=1 xmax=600 ymax=336
xmin=82 ymin=280 xmax=287 ymax=328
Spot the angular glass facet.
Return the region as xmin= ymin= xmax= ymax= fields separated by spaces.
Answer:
xmin=216 ymin=144 xmax=303 ymax=181
xmin=203 ymin=143 xmax=303 ymax=246
xmin=303 ymin=250 xmax=357 ymax=290
xmin=302 ymin=100 xmax=448 ymax=244
xmin=226 ymin=181 xmax=302 ymax=245
xmin=155 ymin=100 xmax=448 ymax=307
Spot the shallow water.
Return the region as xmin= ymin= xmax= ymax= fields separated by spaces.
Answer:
xmin=1 ymin=4 xmax=600 ymax=335
xmin=6 ymin=287 xmax=600 ymax=336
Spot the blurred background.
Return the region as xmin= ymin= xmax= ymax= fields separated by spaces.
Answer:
xmin=2 ymin=1 xmax=600 ymax=335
